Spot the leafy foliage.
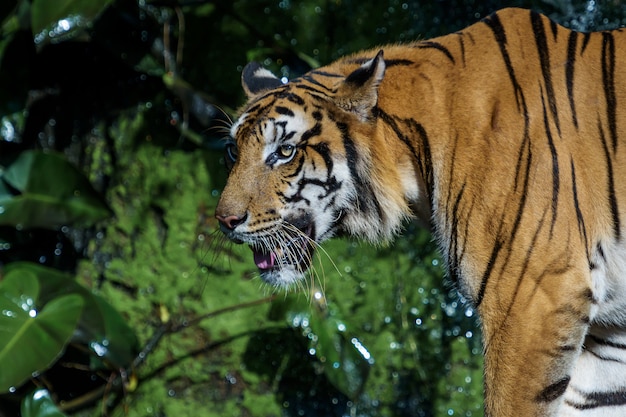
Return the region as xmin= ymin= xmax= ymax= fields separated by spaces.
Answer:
xmin=0 ymin=0 xmax=624 ymax=416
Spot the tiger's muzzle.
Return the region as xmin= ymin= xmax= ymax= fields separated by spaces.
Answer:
xmin=216 ymin=212 xmax=317 ymax=285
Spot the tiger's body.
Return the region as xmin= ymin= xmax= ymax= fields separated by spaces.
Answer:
xmin=215 ymin=8 xmax=626 ymax=416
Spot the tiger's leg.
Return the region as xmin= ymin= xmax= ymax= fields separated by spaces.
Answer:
xmin=479 ymin=268 xmax=592 ymax=417
xmin=561 ymin=326 xmax=626 ymax=416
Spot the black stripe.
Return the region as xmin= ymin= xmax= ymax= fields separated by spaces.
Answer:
xmin=567 ymin=390 xmax=626 ymax=410
xmin=601 ymin=32 xmax=618 ymax=152
xmin=415 ymin=123 xmax=434 ymax=203
xmin=307 ymin=70 xmax=344 ymax=78
xmin=300 ymin=122 xmax=322 ymax=144
xmin=301 ymin=74 xmax=334 ymax=92
xmin=477 ymin=239 xmax=502 ymax=306
xmin=484 ymin=12 xmax=524 ymax=112
xmin=293 ymin=83 xmax=331 ymax=96
xmin=540 ymin=89 xmax=560 ymax=237
xmin=586 ymin=391 xmax=626 ymax=408
xmin=336 ymin=121 xmax=382 ymax=219
xmin=416 ymin=41 xmax=455 ymax=64
xmin=503 ymin=208 xmax=549 ymax=319
xmin=376 ymin=109 xmax=434 ymax=205
xmin=275 ymin=106 xmax=294 ymax=117
xmin=283 ymin=153 xmax=305 ymax=179
xmin=549 ymin=18 xmax=558 ymax=40
xmin=274 ymin=90 xmax=305 ymax=105
xmin=347 ymin=57 xmax=413 ymax=67
xmin=596 ymin=242 xmax=606 ymax=262
xmin=536 ymin=377 xmax=570 ymax=402
xmin=566 ymin=31 xmax=579 ymax=129
xmin=597 ymin=121 xmax=621 ymax=239
xmin=447 ymin=183 xmax=466 ymax=285
xmin=384 ymin=58 xmax=415 ymax=67
xmin=453 ymin=33 xmax=466 ymax=66
xmin=570 ymin=159 xmax=590 ymax=263
xmin=581 ymin=32 xmax=591 ymax=54
xmin=309 ymin=142 xmax=335 ymax=186
xmin=532 ymin=11 xmax=561 ymax=136
xmin=376 ymin=110 xmax=420 ymax=163
xmin=444 ymin=134 xmax=464 ymax=283
xmin=588 ymin=333 xmax=626 ymax=350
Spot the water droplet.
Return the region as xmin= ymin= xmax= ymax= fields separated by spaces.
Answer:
xmin=90 ymin=341 xmax=108 ymax=357
xmin=351 ymin=337 xmax=372 ymax=362
xmin=2 ymin=310 xmax=16 ymax=318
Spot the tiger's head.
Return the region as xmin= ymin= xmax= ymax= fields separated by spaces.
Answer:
xmin=215 ymin=51 xmax=417 ymax=287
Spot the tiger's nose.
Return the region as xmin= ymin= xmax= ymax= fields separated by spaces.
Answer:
xmin=215 ymin=213 xmax=247 ymax=231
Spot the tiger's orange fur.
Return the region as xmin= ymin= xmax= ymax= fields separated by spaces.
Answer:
xmin=216 ymin=8 xmax=626 ymax=416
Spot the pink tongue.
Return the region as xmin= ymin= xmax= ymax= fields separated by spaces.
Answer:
xmin=253 ymin=249 xmax=276 ymax=270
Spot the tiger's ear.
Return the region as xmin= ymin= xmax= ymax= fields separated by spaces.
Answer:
xmin=242 ymin=62 xmax=283 ymax=99
xmin=334 ymin=50 xmax=386 ymax=120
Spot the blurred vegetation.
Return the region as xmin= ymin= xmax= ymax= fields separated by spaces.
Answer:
xmin=0 ymin=1 xmax=624 ymax=416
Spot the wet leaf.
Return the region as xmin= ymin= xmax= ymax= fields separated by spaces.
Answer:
xmin=21 ymin=388 xmax=69 ymax=417
xmin=309 ymin=310 xmax=371 ymax=400
xmin=2 ymin=262 xmax=140 ymax=370
xmin=274 ymin=295 xmax=371 ymax=400
xmin=0 ymin=270 xmax=84 ymax=392
xmin=31 ymin=0 xmax=113 ymax=44
xmin=0 ymin=151 xmax=112 ymax=229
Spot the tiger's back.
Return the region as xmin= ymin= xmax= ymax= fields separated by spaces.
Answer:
xmin=216 ymin=8 xmax=626 ymax=416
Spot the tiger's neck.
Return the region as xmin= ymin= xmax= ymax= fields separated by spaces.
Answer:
xmin=363 ymin=42 xmax=461 ymax=233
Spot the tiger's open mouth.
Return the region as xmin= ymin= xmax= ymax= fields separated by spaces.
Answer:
xmin=249 ymin=223 xmax=316 ymax=280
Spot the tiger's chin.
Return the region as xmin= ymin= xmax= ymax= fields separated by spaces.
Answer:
xmin=257 ymin=266 xmax=308 ymax=288
xmin=248 ymin=222 xmax=317 ymax=288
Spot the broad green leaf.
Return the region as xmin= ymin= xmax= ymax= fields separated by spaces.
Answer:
xmin=0 ymin=151 xmax=112 ymax=229
xmin=0 ymin=270 xmax=84 ymax=392
xmin=309 ymin=311 xmax=371 ymax=400
xmin=273 ymin=295 xmax=371 ymax=400
xmin=21 ymin=388 xmax=69 ymax=417
xmin=3 ymin=262 xmax=140 ymax=370
xmin=31 ymin=0 xmax=113 ymax=43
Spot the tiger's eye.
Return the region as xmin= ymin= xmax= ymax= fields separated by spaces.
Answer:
xmin=279 ymin=144 xmax=295 ymax=158
xmin=226 ymin=143 xmax=238 ymax=162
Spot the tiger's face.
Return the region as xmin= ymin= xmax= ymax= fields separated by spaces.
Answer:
xmin=217 ymin=98 xmax=351 ymax=286
xmin=215 ymin=53 xmax=406 ymax=287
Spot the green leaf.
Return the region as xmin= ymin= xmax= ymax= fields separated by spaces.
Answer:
xmin=309 ymin=310 xmax=371 ymax=400
xmin=0 ymin=270 xmax=84 ymax=392
xmin=273 ymin=295 xmax=372 ymax=400
xmin=31 ymin=0 xmax=113 ymax=43
xmin=21 ymin=388 xmax=69 ymax=417
xmin=3 ymin=262 xmax=140 ymax=370
xmin=0 ymin=151 xmax=112 ymax=229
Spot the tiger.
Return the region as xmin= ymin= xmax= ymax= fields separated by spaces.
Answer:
xmin=214 ymin=7 xmax=626 ymax=417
